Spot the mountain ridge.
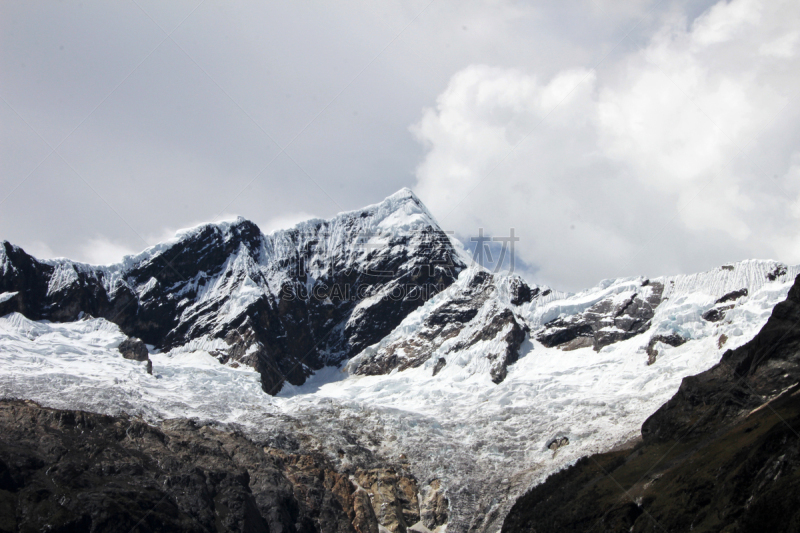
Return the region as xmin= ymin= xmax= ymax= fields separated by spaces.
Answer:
xmin=3 ymin=191 xmax=800 ymax=531
xmin=0 ymin=189 xmax=466 ymax=394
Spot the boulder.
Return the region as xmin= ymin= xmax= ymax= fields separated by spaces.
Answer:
xmin=118 ymin=337 xmax=152 ymax=374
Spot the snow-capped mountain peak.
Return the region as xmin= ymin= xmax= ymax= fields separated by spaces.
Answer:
xmin=0 ymin=189 xmax=465 ymax=394
xmin=3 ymin=191 xmax=800 ymax=532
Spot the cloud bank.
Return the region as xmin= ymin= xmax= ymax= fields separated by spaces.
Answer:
xmin=412 ymin=0 xmax=800 ymax=290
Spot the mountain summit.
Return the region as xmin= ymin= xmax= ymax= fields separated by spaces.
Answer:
xmin=0 ymin=190 xmax=465 ymax=393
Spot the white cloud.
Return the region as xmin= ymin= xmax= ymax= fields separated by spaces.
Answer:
xmin=690 ymin=0 xmax=761 ymax=45
xmin=759 ymin=30 xmax=800 ymax=58
xmin=69 ymin=212 xmax=316 ymax=267
xmin=413 ymin=0 xmax=800 ymax=291
xmin=79 ymin=237 xmax=137 ymax=265
xmin=256 ymin=212 xmax=319 ymax=234
xmin=23 ymin=241 xmax=56 ymax=260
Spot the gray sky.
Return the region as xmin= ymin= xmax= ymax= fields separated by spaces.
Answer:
xmin=3 ymin=0 xmax=799 ymax=291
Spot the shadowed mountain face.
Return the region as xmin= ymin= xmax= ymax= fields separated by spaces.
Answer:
xmin=502 ymin=274 xmax=800 ymax=533
xmin=0 ymin=190 xmax=465 ymax=394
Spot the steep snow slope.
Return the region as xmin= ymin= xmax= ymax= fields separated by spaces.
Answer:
xmin=1 ymin=258 xmax=796 ymax=531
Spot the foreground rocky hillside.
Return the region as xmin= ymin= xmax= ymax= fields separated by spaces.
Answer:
xmin=502 ymin=274 xmax=800 ymax=533
xmin=0 ymin=399 xmax=448 ymax=533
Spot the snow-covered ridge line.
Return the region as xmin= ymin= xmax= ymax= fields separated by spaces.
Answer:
xmin=345 ymin=258 xmax=796 ymax=386
xmin=527 ymin=259 xmax=796 ymax=327
xmin=283 ymin=187 xmax=437 ymax=232
xmin=2 ymin=188 xmax=431 ymax=274
xmin=0 ymin=189 xmax=466 ymax=394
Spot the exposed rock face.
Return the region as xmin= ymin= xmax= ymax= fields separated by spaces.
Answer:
xmin=701 ymin=305 xmax=730 ymax=322
xmin=701 ymin=287 xmax=749 ymax=322
xmin=502 ymin=274 xmax=800 ymax=533
xmin=118 ymin=337 xmax=152 ymax=374
xmin=536 ymin=281 xmax=663 ymax=351
xmin=716 ymin=287 xmax=749 ymax=304
xmin=507 ymin=276 xmax=536 ymax=306
xmin=0 ymin=190 xmax=465 ymax=394
xmin=118 ymin=337 xmax=148 ymax=361
xmin=418 ymin=479 xmax=448 ymax=530
xmin=767 ymin=263 xmax=788 ymax=281
xmin=546 ymin=436 xmax=569 ymax=451
xmin=431 ymin=357 xmax=446 ymax=376
xmin=0 ymin=400 xmax=441 ymax=533
xmin=350 ymin=270 xmax=530 ymax=384
xmin=718 ymin=332 xmax=729 ymax=348
xmin=353 ymin=270 xmax=493 ymax=376
xmin=353 ymin=469 xmax=420 ymax=533
xmin=645 ymin=333 xmax=686 ymax=365
xmin=479 ymin=308 xmax=527 ymax=384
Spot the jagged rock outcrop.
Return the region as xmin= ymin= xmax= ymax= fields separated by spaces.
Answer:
xmin=0 ymin=189 xmax=465 ymax=394
xmin=0 ymin=400 xmax=442 ymax=533
xmin=546 ymin=436 xmax=569 ymax=451
xmin=507 ymin=276 xmax=536 ymax=306
xmin=118 ymin=337 xmax=152 ymax=374
xmin=502 ymin=274 xmax=800 ymax=533
xmin=536 ymin=280 xmax=664 ymax=351
xmin=701 ymin=287 xmax=749 ymax=322
xmin=645 ymin=333 xmax=686 ymax=365
xmin=418 ymin=479 xmax=448 ymax=530
xmin=767 ymin=263 xmax=788 ymax=281
xmin=349 ymin=269 xmax=531 ymax=384
xmin=353 ymin=469 xmax=420 ymax=533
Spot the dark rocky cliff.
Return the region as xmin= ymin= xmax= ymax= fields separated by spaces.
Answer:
xmin=350 ymin=269 xmax=532 ymax=384
xmin=0 ymin=400 xmax=437 ymax=533
xmin=535 ymin=279 xmax=664 ymax=351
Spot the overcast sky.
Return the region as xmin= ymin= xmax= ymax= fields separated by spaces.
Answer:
xmin=2 ymin=0 xmax=799 ymax=291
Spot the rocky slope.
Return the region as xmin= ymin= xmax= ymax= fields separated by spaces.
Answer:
xmin=535 ymin=280 xmax=664 ymax=351
xmin=0 ymin=399 xmax=446 ymax=533
xmin=502 ymin=273 xmax=800 ymax=533
xmin=348 ymin=269 xmax=536 ymax=384
xmin=0 ymin=189 xmax=464 ymax=394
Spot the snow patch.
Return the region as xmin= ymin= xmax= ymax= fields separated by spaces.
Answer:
xmin=0 ymin=292 xmax=17 ymax=304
